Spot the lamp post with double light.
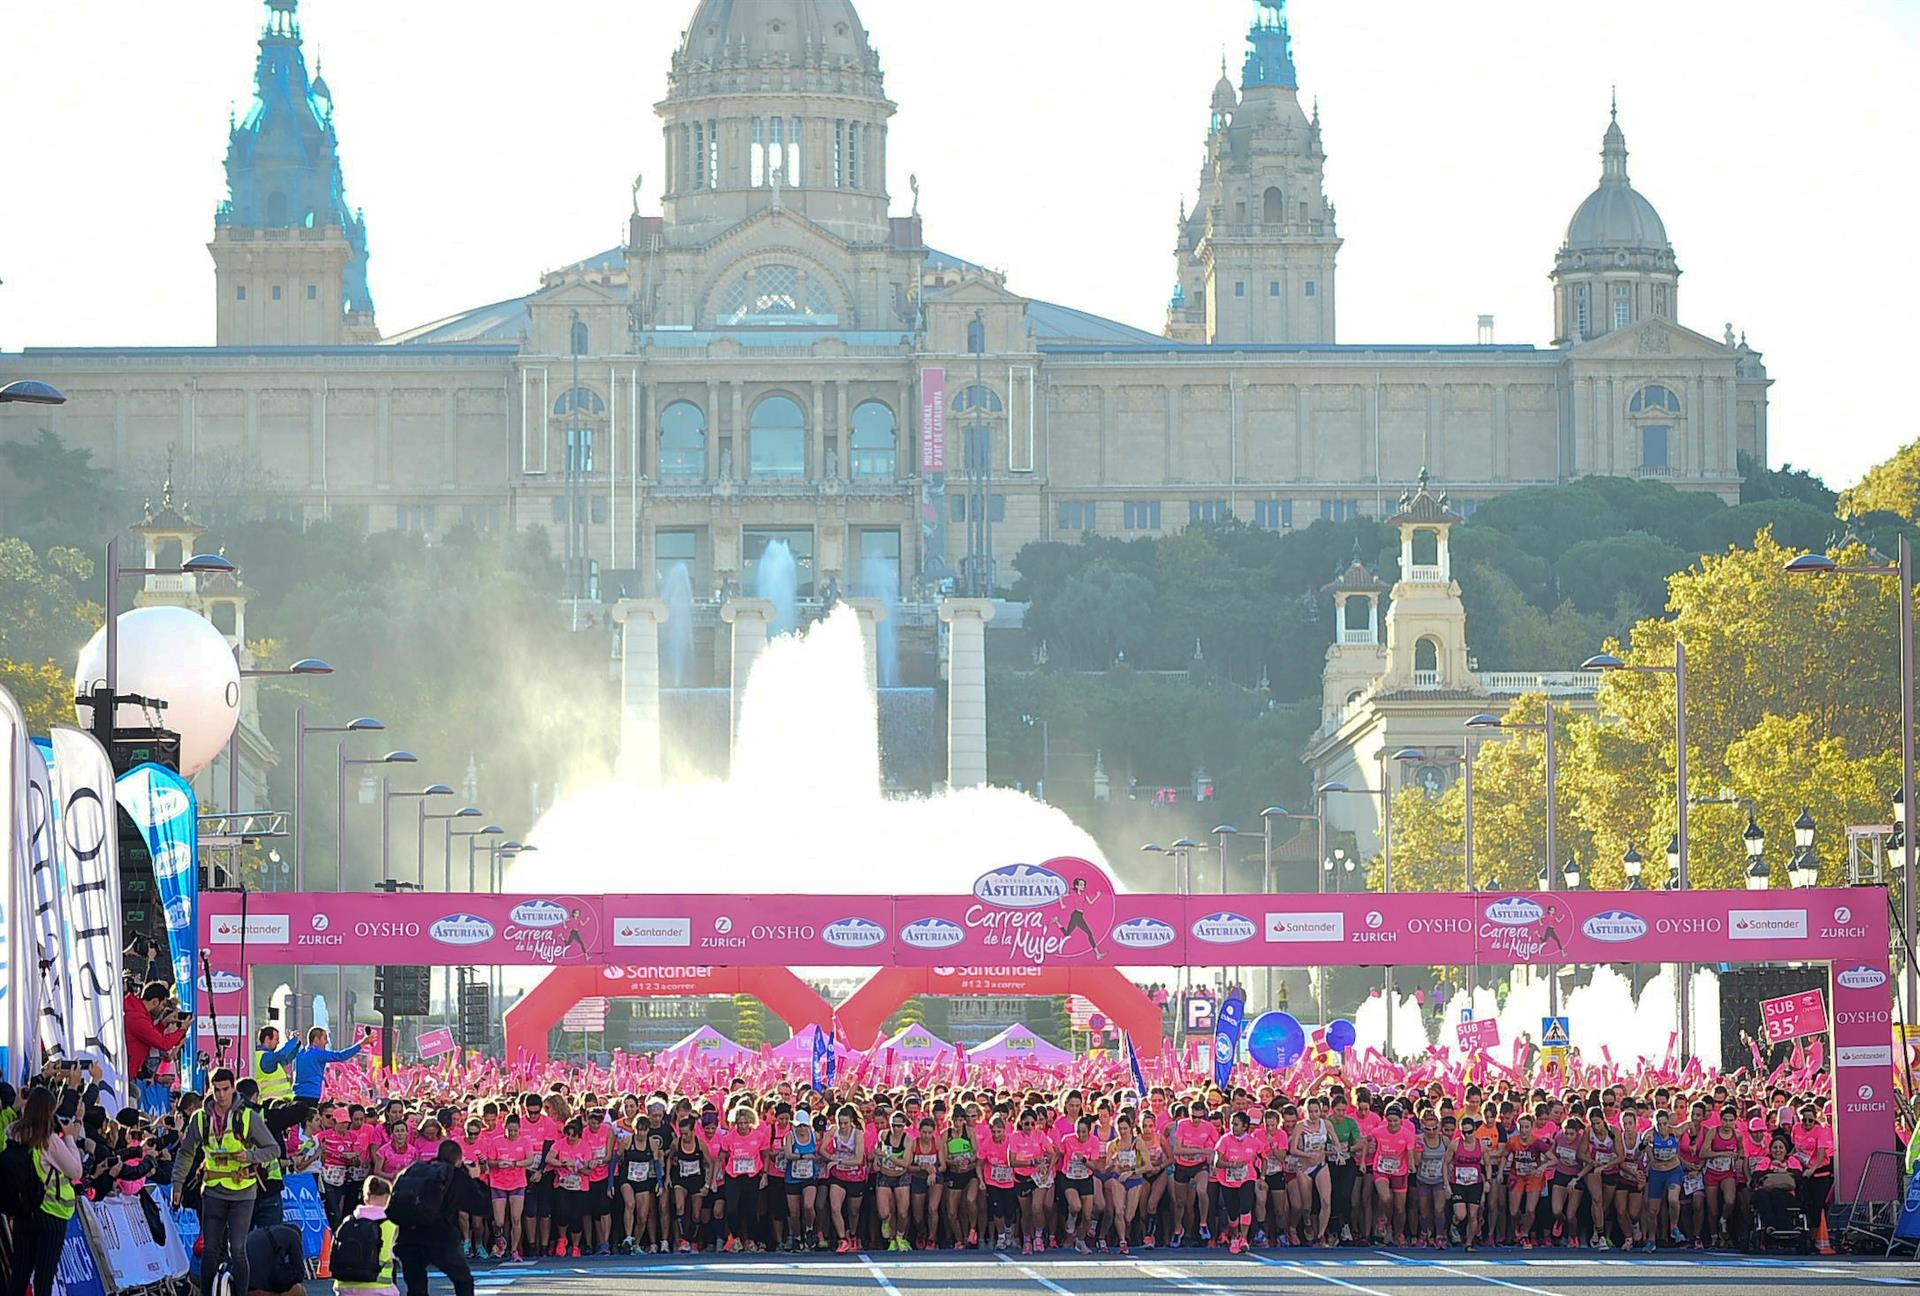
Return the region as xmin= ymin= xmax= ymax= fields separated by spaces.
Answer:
xmin=425 ymin=805 xmax=483 ymax=890
xmin=1318 ymin=747 xmax=1422 ymax=1057
xmin=381 ymin=782 xmax=453 ymax=887
xmin=338 ymin=751 xmax=416 ymax=888
xmin=228 ymin=657 xmax=332 ymax=815
xmin=1790 ymin=810 xmax=1821 ymax=889
xmin=1262 ymin=805 xmax=1321 ymax=1010
xmin=295 ymin=715 xmax=383 ymax=892
xmin=86 ymin=546 xmax=237 ymax=747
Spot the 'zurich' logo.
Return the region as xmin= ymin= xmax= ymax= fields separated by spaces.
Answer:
xmin=973 ymin=864 xmax=1068 ymax=909
xmin=510 ymin=900 xmax=569 ymax=929
xmin=1580 ymin=910 xmax=1647 ymax=943
xmin=1485 ymin=897 xmax=1545 ymax=926
xmin=1192 ymin=912 xmax=1257 ymax=945
xmin=430 ymin=914 xmax=497 ymax=946
xmin=823 ymin=917 xmax=888 ymax=949
xmin=1838 ymin=965 xmax=1888 ymax=990
xmin=900 ymin=918 xmax=964 ymax=950
xmin=1112 ymin=917 xmax=1176 ymax=949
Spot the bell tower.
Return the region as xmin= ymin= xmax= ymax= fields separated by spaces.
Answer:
xmin=1380 ymin=472 xmax=1472 ymax=692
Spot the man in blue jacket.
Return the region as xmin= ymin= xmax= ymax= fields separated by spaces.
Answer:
xmin=282 ymin=1024 xmax=371 ymax=1126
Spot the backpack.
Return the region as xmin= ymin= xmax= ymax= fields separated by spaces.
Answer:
xmin=243 ymin=1223 xmax=306 ymax=1294
xmin=328 ymin=1215 xmax=385 ymax=1284
xmin=387 ymin=1161 xmax=448 ymax=1229
xmin=0 ymin=1141 xmax=45 ymax=1216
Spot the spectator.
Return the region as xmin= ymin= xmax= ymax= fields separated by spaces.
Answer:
xmin=5 ymin=1088 xmax=83 ymax=1296
xmin=125 ymin=980 xmax=189 ymax=1079
xmin=173 ymin=1067 xmax=279 ymax=1296
xmin=392 ymin=1140 xmax=474 ymax=1296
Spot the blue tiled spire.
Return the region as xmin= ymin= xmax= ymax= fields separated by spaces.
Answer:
xmin=216 ymin=0 xmax=374 ymax=317
xmin=1242 ymin=0 xmax=1297 ymax=90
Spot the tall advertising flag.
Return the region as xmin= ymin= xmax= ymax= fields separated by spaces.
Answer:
xmin=811 ymin=1024 xmax=829 ymax=1093
xmin=50 ymin=728 xmax=126 ymax=1110
xmin=23 ymin=742 xmax=61 ymax=1065
xmin=1127 ymin=1031 xmax=1149 ymax=1097
xmin=115 ymin=762 xmax=198 ymax=1066
xmin=0 ymin=685 xmax=38 ymax=1082
xmin=1213 ymin=989 xmax=1246 ymax=1091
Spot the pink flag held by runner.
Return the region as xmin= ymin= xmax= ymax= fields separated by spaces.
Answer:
xmin=416 ymin=1027 xmax=457 ymax=1059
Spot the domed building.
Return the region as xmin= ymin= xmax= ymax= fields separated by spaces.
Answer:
xmin=2 ymin=0 xmax=1772 ymax=650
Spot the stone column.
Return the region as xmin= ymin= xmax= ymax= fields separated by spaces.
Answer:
xmin=720 ymin=598 xmax=777 ymax=761
xmin=613 ymin=599 xmax=669 ymax=788
xmin=938 ymin=598 xmax=996 ymax=789
xmin=845 ymin=597 xmax=890 ymax=694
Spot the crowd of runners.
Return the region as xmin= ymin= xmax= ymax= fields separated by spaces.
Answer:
xmin=290 ymin=1069 xmax=1845 ymax=1260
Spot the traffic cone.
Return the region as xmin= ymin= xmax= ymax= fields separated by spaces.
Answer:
xmin=1815 ymin=1218 xmax=1835 ymax=1255
xmin=315 ymin=1229 xmax=333 ymax=1279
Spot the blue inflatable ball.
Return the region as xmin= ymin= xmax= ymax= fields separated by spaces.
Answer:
xmin=1327 ymin=1018 xmax=1358 ymax=1053
xmin=1247 ymin=1011 xmax=1306 ymax=1069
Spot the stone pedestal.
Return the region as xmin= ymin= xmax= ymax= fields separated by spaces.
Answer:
xmin=844 ymin=597 xmax=891 ymax=694
xmin=613 ymin=600 xmax=669 ymax=788
xmin=720 ymin=598 xmax=777 ymax=761
xmin=938 ymin=598 xmax=996 ymax=789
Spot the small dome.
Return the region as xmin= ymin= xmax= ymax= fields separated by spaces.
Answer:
xmin=1212 ymin=74 xmax=1238 ymax=114
xmin=680 ymin=0 xmax=873 ymax=69
xmin=1563 ymin=108 xmax=1670 ymax=251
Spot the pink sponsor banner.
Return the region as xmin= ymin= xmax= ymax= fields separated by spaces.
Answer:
xmin=200 ymin=893 xmax=608 ymax=966
xmin=1760 ymin=988 xmax=1828 ymax=1044
xmin=1223 ymin=892 xmax=1482 ymax=963
xmin=894 ymin=858 xmax=1140 ymax=968
xmin=1456 ymin=1016 xmax=1501 ymax=1052
xmin=603 ymin=894 xmax=896 ymax=966
xmin=415 ymin=1027 xmax=456 ymax=1059
xmin=920 ymin=367 xmax=946 ymax=473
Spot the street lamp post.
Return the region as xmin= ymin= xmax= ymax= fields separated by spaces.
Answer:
xmin=1021 ymin=713 xmax=1050 ymax=802
xmin=295 ymin=715 xmax=383 ymax=891
xmin=336 ymin=750 xmax=415 ymax=1019
xmin=1262 ymin=806 xmax=1320 ymax=1011
xmin=1787 ymin=541 xmax=1916 ymax=1022
xmin=447 ymin=822 xmax=503 ymax=1027
xmin=88 ymin=544 xmax=236 ymax=747
xmin=381 ymin=782 xmax=453 ymax=886
xmin=229 ymin=658 xmax=333 ymax=816
xmin=1212 ymin=824 xmax=1239 ymax=991
xmin=424 ymin=804 xmax=483 ymax=890
xmin=1318 ymin=748 xmax=1421 ymax=1056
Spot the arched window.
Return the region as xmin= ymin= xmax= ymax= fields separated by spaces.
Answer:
xmin=717 ymin=264 xmax=838 ymax=326
xmin=750 ymin=395 xmax=807 ymax=478
xmin=1414 ymin=637 xmax=1440 ymax=685
xmin=1262 ymin=187 xmax=1284 ymax=224
xmin=952 ymin=385 xmax=1004 ymax=415
xmin=570 ymin=319 xmax=589 ymax=356
xmin=658 ymin=402 xmax=706 ymax=478
xmin=553 ymin=388 xmax=606 ymax=417
xmin=1629 ymin=384 xmax=1682 ymax=416
xmin=1629 ymin=385 xmax=1680 ymax=474
xmin=849 ymin=401 xmax=897 ymax=478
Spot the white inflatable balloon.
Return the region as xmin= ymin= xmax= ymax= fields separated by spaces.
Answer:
xmin=74 ymin=606 xmax=240 ymax=775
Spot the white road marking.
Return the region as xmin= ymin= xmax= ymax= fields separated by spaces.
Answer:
xmin=1368 ymin=1250 xmax=1569 ymax=1296
xmin=1243 ymin=1254 xmax=1409 ymax=1296
xmin=858 ymin=1252 xmax=903 ymax=1296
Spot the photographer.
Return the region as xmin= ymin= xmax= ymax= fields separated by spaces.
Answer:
xmin=125 ymin=981 xmax=189 ymax=1082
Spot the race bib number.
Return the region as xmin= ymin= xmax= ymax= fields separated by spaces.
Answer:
xmin=1707 ymin=1155 xmax=1733 ymax=1173
xmin=789 ymin=1158 xmax=815 ymax=1180
xmin=321 ymin=1165 xmax=347 ymax=1186
xmin=915 ymin=1154 xmax=938 ymax=1170
xmin=627 ymin=1162 xmax=654 ymax=1183
xmin=1453 ymin=1166 xmax=1480 ymax=1185
xmin=988 ymin=1165 xmax=1015 ymax=1187
xmin=731 ymin=1157 xmax=758 ymax=1176
xmin=1067 ymin=1159 xmax=1089 ymax=1180
xmin=1683 ymin=1174 xmax=1704 ymax=1196
xmin=557 ymin=1175 xmax=584 ymax=1192
xmin=1376 ymin=1156 xmax=1403 ymax=1175
xmin=677 ymin=1158 xmax=703 ymax=1177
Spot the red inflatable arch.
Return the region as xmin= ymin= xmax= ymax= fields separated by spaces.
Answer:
xmin=504 ymin=965 xmax=833 ymax=1060
xmin=833 ymin=965 xmax=1164 ymax=1049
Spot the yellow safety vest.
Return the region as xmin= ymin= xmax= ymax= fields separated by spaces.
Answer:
xmin=32 ymin=1149 xmax=74 ymax=1221
xmin=199 ymin=1107 xmax=260 ymax=1194
xmin=255 ymin=1049 xmax=294 ymax=1103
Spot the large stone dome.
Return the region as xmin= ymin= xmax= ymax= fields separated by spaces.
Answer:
xmin=678 ymin=0 xmax=875 ymax=71
xmin=1563 ymin=115 xmax=1670 ymax=252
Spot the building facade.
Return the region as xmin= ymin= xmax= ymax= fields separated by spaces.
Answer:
xmin=1 ymin=0 xmax=1773 ymax=624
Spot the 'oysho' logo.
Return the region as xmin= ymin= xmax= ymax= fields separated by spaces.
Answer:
xmin=973 ymin=864 xmax=1068 ymax=909
xmin=1485 ymin=897 xmax=1545 ymax=926
xmin=1580 ymin=910 xmax=1647 ymax=943
xmin=1112 ymin=917 xmax=1176 ymax=949
xmin=1838 ymin=965 xmax=1889 ymax=990
xmin=900 ymin=918 xmax=965 ymax=950
xmin=430 ymin=914 xmax=497 ymax=946
xmin=511 ymin=900 xmax=569 ymax=929
xmin=823 ymin=917 xmax=888 ymax=949
xmin=1192 ymin=912 xmax=1257 ymax=945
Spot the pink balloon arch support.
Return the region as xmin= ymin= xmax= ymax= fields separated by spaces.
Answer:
xmin=199 ymin=861 xmax=1902 ymax=1202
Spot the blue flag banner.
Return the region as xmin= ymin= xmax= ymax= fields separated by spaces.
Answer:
xmin=115 ymin=763 xmax=200 ymax=1076
xmin=1895 ymin=1163 xmax=1920 ymax=1242
xmin=281 ymin=1172 xmax=330 ymax=1258
xmin=811 ymin=1025 xmax=829 ymax=1092
xmin=1127 ymin=1031 xmax=1149 ymax=1096
xmin=1213 ymin=990 xmax=1246 ymax=1091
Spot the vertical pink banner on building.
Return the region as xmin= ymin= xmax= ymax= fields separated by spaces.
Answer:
xmin=920 ymin=367 xmax=946 ymax=472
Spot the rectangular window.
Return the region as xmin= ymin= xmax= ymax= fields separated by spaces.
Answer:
xmin=1641 ymin=425 xmax=1670 ymax=470
xmin=567 ymin=427 xmax=595 ymax=474
xmin=834 ymin=120 xmax=845 ymax=187
xmin=1056 ymin=500 xmax=1097 ymax=532
xmin=1124 ymin=501 xmax=1162 ymax=531
xmin=396 ymin=504 xmax=434 ymax=534
xmin=991 ymin=493 xmax=1006 ymax=523
xmin=1253 ymin=499 xmax=1292 ymax=530
xmin=856 ymin=528 xmax=901 ymax=596
xmin=654 ymin=527 xmax=700 ymax=593
xmin=1234 ymin=281 xmax=1246 ymax=298
xmin=752 ymin=118 xmax=765 ymax=186
xmin=1576 ymin=289 xmax=1590 ymax=336
xmin=271 ymin=285 xmax=282 ymax=301
xmin=551 ymin=497 xmax=570 ymax=524
xmin=951 ymin=494 xmax=966 ymax=523
xmin=460 ymin=504 xmax=502 ymax=533
xmin=1320 ymin=499 xmax=1361 ymax=523
xmin=306 ymin=284 xmax=318 ymax=300
xmin=591 ymin=495 xmax=608 ymax=524
xmin=1269 ymin=282 xmax=1281 ymax=296
xmin=953 ymin=494 xmax=1007 ymax=522
xmin=693 ymin=122 xmax=706 ymax=190
xmin=1305 ymin=281 xmax=1317 ymax=297
xmin=848 ymin=122 xmax=860 ymax=189
xmin=265 ymin=502 xmax=305 ymax=528
xmin=1456 ymin=498 xmax=1478 ymax=519
xmin=742 ymin=527 xmax=815 ymax=598
xmin=236 ymin=286 xmax=246 ymax=301
xmin=768 ymin=115 xmax=783 ymax=184
xmin=1187 ymin=499 xmax=1229 ymax=524
xmin=1614 ymin=300 xmax=1631 ymax=330
xmin=788 ymin=117 xmax=802 ymax=186
xmin=708 ymin=118 xmax=719 ymax=188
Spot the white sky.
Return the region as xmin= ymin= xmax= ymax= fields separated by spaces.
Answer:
xmin=2 ymin=0 xmax=1914 ymax=486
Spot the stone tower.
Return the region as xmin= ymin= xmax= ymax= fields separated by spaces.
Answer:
xmin=1167 ymin=0 xmax=1339 ymax=344
xmin=1550 ymin=98 xmax=1679 ymax=347
xmin=1379 ymin=471 xmax=1471 ymax=692
xmin=210 ymin=0 xmax=378 ymax=345
xmin=1320 ymin=548 xmax=1388 ymax=726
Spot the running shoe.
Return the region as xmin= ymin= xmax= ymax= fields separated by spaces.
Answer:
xmin=1254 ymin=1229 xmax=1268 ymax=1247
xmin=1670 ymin=1227 xmax=1686 ymax=1245
xmin=1591 ymin=1235 xmax=1609 ymax=1250
xmin=1119 ymin=1241 xmax=1131 ymax=1256
xmin=1074 ymin=1239 xmax=1090 ymax=1254
xmin=1642 ymin=1240 xmax=1656 ymax=1254
xmin=677 ymin=1241 xmax=691 ymax=1254
xmin=1521 ymin=1238 xmax=1534 ymax=1250
xmin=1142 ymin=1233 xmax=1156 ymax=1249
xmin=968 ymin=1229 xmax=978 ymax=1246
xmin=1199 ymin=1226 xmax=1212 ymax=1245
xmin=1097 ymin=1239 xmax=1108 ymax=1253
xmin=1022 ymin=1239 xmax=1034 ymax=1256
xmin=1170 ymin=1229 xmax=1184 ymax=1249
xmin=1551 ymin=1221 xmax=1563 ymax=1239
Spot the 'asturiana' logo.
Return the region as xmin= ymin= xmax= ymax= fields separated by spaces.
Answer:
xmin=972 ymin=863 xmax=1069 ymax=909
xmin=1192 ymin=911 xmax=1257 ymax=945
xmin=430 ymin=914 xmax=497 ymax=946
xmin=1838 ymin=964 xmax=1889 ymax=990
xmin=1485 ymin=897 xmax=1545 ymax=926
xmin=1580 ymin=910 xmax=1647 ymax=943
xmin=900 ymin=918 xmax=965 ymax=950
xmin=207 ymin=970 xmax=245 ymax=995
xmin=1111 ymin=917 xmax=1176 ymax=949
xmin=823 ymin=917 xmax=888 ymax=949
xmin=510 ymin=900 xmax=569 ymax=929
